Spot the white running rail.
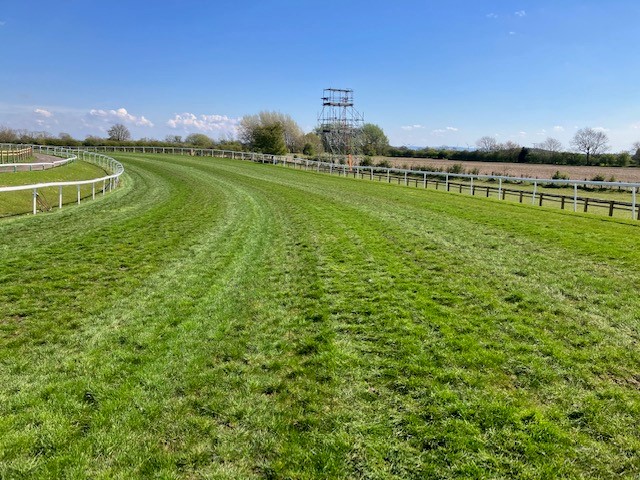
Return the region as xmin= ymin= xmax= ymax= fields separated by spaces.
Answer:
xmin=0 ymin=144 xmax=124 ymax=215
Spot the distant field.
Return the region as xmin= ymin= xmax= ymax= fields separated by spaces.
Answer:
xmin=1 ymin=153 xmax=639 ymax=478
xmin=0 ymin=160 xmax=109 ymax=216
xmin=375 ymin=156 xmax=640 ymax=182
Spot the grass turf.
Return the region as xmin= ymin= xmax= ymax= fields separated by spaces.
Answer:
xmin=0 ymin=153 xmax=639 ymax=478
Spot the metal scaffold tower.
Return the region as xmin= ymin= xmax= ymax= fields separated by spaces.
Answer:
xmin=318 ymin=88 xmax=364 ymax=167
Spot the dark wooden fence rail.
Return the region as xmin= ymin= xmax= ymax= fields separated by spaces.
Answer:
xmin=310 ymin=163 xmax=640 ymax=219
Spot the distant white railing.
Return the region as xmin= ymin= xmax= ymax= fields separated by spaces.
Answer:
xmin=0 ymin=144 xmax=76 ymax=172
xmin=5 ymin=144 xmax=640 ymax=219
xmin=72 ymin=144 xmax=640 ymax=220
xmin=0 ymin=145 xmax=124 ymax=215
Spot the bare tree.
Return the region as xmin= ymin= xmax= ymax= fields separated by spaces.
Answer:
xmin=107 ymin=123 xmax=131 ymax=142
xmin=499 ymin=140 xmax=521 ymax=150
xmin=0 ymin=126 xmax=18 ymax=143
xmin=571 ymin=127 xmax=609 ymax=164
xmin=476 ymin=136 xmax=499 ymax=152
xmin=538 ymin=137 xmax=563 ymax=153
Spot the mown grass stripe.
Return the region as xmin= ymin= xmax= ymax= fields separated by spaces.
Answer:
xmin=1 ymin=153 xmax=638 ymax=478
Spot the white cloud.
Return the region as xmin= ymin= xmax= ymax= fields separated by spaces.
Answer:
xmin=509 ymin=31 xmax=516 ymax=35
xmin=0 ymin=21 xmax=6 ymax=27
xmin=553 ymin=125 xmax=565 ymax=132
xmin=486 ymin=13 xmax=498 ymax=19
xmin=89 ymin=107 xmax=154 ymax=127
xmin=166 ymin=112 xmax=240 ymax=136
xmin=401 ymin=124 xmax=424 ymax=131
xmin=536 ymin=129 xmax=547 ymax=136
xmin=515 ymin=10 xmax=526 ymax=17
xmin=431 ymin=126 xmax=459 ymax=136
xmin=593 ymin=126 xmax=610 ymax=133
xmin=632 ymin=122 xmax=640 ymax=130
xmin=34 ymin=108 xmax=53 ymax=118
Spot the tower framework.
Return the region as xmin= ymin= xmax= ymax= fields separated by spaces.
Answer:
xmin=318 ymin=88 xmax=364 ymax=165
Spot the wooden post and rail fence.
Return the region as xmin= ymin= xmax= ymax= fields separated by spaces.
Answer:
xmin=0 ymin=146 xmax=32 ymax=163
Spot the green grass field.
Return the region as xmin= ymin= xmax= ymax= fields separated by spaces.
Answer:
xmin=1 ymin=153 xmax=639 ymax=478
xmin=0 ymin=160 xmax=109 ymax=216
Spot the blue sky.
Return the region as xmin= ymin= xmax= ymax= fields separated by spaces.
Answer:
xmin=1 ymin=0 xmax=640 ymax=151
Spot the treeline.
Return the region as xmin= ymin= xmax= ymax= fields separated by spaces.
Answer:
xmin=0 ymin=111 xmax=392 ymax=158
xmin=387 ymin=146 xmax=640 ymax=167
xmin=0 ymin=127 xmax=245 ymax=151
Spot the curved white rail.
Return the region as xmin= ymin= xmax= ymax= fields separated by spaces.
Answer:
xmin=0 ymin=145 xmax=124 ymax=215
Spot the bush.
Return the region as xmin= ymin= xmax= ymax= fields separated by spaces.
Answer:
xmin=447 ymin=163 xmax=465 ymax=174
xmin=360 ymin=156 xmax=373 ymax=167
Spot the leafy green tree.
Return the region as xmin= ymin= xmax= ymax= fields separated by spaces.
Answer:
xmin=616 ymin=152 xmax=631 ymax=167
xmin=185 ymin=133 xmax=213 ymax=148
xmin=632 ymin=141 xmax=640 ymax=166
xmin=83 ymin=135 xmax=104 ymax=146
xmin=251 ymin=123 xmax=287 ymax=155
xmin=301 ymin=132 xmax=323 ymax=156
xmin=360 ymin=123 xmax=389 ymax=156
xmin=217 ymin=140 xmax=244 ymax=151
xmin=517 ymin=147 xmax=530 ymax=163
xmin=240 ymin=111 xmax=303 ymax=153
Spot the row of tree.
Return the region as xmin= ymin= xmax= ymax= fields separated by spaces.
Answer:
xmin=0 ymin=112 xmax=391 ymax=158
xmin=0 ymin=125 xmax=244 ymax=150
xmin=388 ymin=128 xmax=640 ymax=167
xmin=472 ymin=128 xmax=640 ymax=166
xmin=4 ymin=120 xmax=639 ymax=167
